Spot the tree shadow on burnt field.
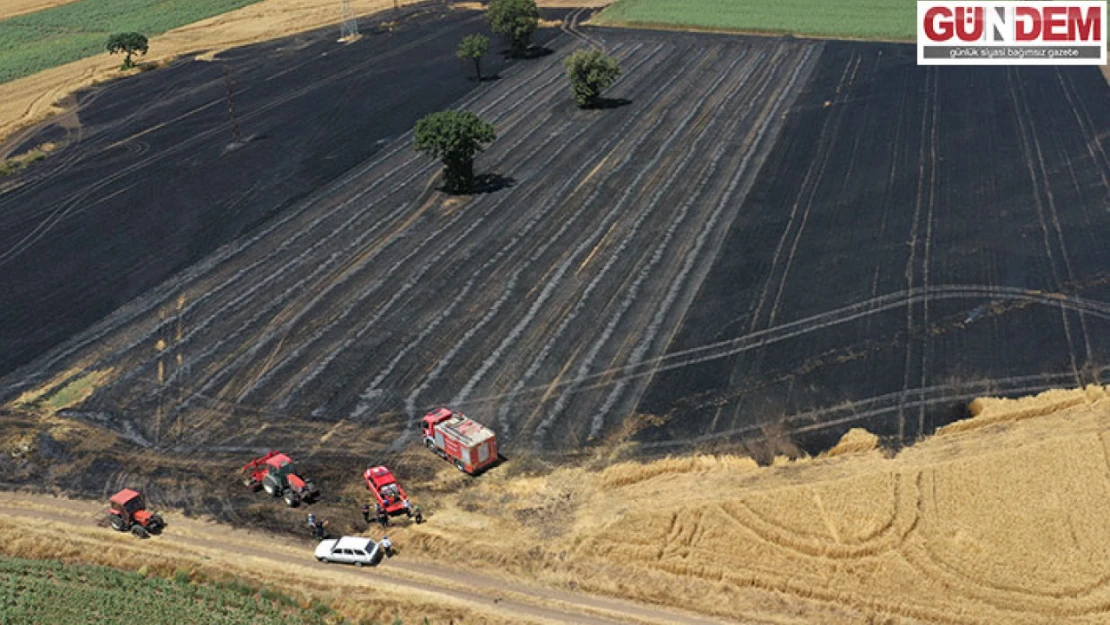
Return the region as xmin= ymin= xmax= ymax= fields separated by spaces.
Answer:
xmin=583 ymin=97 xmax=631 ymax=110
xmin=454 ymin=173 xmax=515 ymax=195
xmin=500 ymin=46 xmax=554 ymax=60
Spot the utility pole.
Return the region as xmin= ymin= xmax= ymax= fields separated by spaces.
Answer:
xmin=222 ymin=63 xmax=242 ymax=144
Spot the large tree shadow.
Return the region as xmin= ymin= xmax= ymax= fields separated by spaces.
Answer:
xmin=472 ymin=173 xmax=516 ymax=194
xmin=583 ymin=97 xmax=631 ymax=110
xmin=501 ymin=46 xmax=554 ymax=60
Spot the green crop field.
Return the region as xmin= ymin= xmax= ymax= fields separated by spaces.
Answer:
xmin=593 ymin=0 xmax=917 ymax=41
xmin=0 ymin=0 xmax=265 ymax=84
xmin=0 ymin=557 xmax=336 ymax=624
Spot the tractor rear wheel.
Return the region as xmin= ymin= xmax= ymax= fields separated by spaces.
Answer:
xmin=284 ymin=491 xmax=300 ymax=507
xmin=454 ymin=460 xmax=466 ymax=473
xmin=131 ymin=525 xmax=149 ymax=539
xmin=263 ymin=482 xmax=279 ymax=497
xmin=109 ymin=515 xmax=127 ymax=532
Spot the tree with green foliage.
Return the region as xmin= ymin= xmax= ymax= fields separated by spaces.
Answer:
xmin=564 ymin=47 xmax=621 ymax=108
xmin=106 ymin=32 xmax=149 ymax=70
xmin=413 ymin=110 xmax=496 ymax=194
xmin=487 ymin=0 xmax=539 ymax=56
xmin=457 ymin=33 xmax=490 ymax=81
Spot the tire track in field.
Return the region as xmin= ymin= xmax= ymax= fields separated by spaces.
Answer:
xmin=81 ymin=48 xmax=582 ymax=404
xmin=1007 ymin=67 xmax=1085 ymax=385
xmin=491 ymin=47 xmax=781 ymax=440
xmin=1055 ymin=69 xmax=1110 ymax=191
xmin=585 ymin=45 xmax=822 ymax=442
xmin=765 ymin=53 xmax=862 ymax=329
xmin=898 ymin=66 xmax=939 ymax=440
xmin=745 ymin=53 xmax=859 ymax=336
xmin=241 ymin=43 xmax=657 ymax=409
xmin=394 ymin=48 xmax=712 ymax=447
xmin=443 ymin=47 xmax=728 ymax=419
xmin=523 ymin=46 xmax=794 ymax=446
xmin=1013 ymin=69 xmax=1094 ymax=367
xmin=450 ymin=283 xmax=1110 ymax=415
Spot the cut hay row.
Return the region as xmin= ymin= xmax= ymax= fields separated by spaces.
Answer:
xmin=589 ymin=44 xmax=821 ymax=435
xmin=547 ymin=43 xmax=819 ymax=442
xmin=399 ymin=45 xmax=707 ymax=433
xmin=490 ymin=47 xmax=781 ymax=435
xmin=346 ymin=43 xmax=672 ymax=422
xmin=429 ymin=50 xmax=720 ymax=437
xmin=523 ymin=49 xmax=772 ymax=445
xmin=260 ymin=42 xmax=659 ymax=410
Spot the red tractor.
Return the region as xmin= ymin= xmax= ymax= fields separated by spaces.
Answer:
xmin=363 ymin=465 xmax=412 ymax=517
xmin=107 ymin=489 xmax=165 ymax=538
xmin=420 ymin=407 xmax=498 ymax=475
xmin=242 ymin=451 xmax=319 ymax=507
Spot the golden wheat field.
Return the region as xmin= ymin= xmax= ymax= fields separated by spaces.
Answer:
xmin=388 ymin=384 xmax=1110 ymax=624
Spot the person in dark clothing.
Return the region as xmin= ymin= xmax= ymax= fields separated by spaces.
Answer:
xmin=361 ymin=503 xmax=371 ymax=525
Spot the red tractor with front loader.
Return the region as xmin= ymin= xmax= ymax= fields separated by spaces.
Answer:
xmin=106 ymin=489 xmax=165 ymax=538
xmin=420 ymin=407 xmax=498 ymax=475
xmin=241 ymin=451 xmax=319 ymax=507
xmin=363 ymin=465 xmax=412 ymax=517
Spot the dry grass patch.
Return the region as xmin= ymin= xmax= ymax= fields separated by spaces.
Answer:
xmin=393 ymin=386 xmax=1110 ymax=624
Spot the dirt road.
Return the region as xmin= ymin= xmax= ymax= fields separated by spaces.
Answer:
xmin=0 ymin=491 xmax=739 ymax=625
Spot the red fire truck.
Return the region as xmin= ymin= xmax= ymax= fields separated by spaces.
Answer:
xmin=420 ymin=407 xmax=498 ymax=475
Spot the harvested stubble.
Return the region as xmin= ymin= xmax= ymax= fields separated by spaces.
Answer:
xmin=394 ymin=385 xmax=1110 ymax=624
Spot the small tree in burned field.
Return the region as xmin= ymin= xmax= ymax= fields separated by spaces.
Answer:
xmin=564 ymin=48 xmax=621 ymax=108
xmin=488 ymin=0 xmax=539 ymax=57
xmin=457 ymin=33 xmax=490 ymax=81
xmin=413 ymin=110 xmax=496 ymax=194
xmin=106 ymin=32 xmax=149 ymax=70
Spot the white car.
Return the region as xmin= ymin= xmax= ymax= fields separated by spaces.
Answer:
xmin=314 ymin=536 xmax=383 ymax=567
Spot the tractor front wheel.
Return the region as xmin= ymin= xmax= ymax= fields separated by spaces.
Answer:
xmin=131 ymin=525 xmax=149 ymax=539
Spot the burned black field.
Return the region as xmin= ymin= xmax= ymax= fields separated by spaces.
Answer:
xmin=0 ymin=1 xmax=545 ymax=379
xmin=1 ymin=18 xmax=1108 ymax=474
xmin=639 ymin=42 xmax=1110 ymax=455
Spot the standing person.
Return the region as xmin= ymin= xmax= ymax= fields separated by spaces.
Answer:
xmin=380 ymin=535 xmax=393 ymax=558
xmin=307 ymin=513 xmax=317 ymax=535
xmin=378 ymin=507 xmax=389 ymax=529
xmin=361 ymin=503 xmax=371 ymax=525
xmin=412 ymin=504 xmax=423 ymax=524
xmin=402 ymin=498 xmax=412 ymax=517
xmin=314 ymin=519 xmax=328 ymax=540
